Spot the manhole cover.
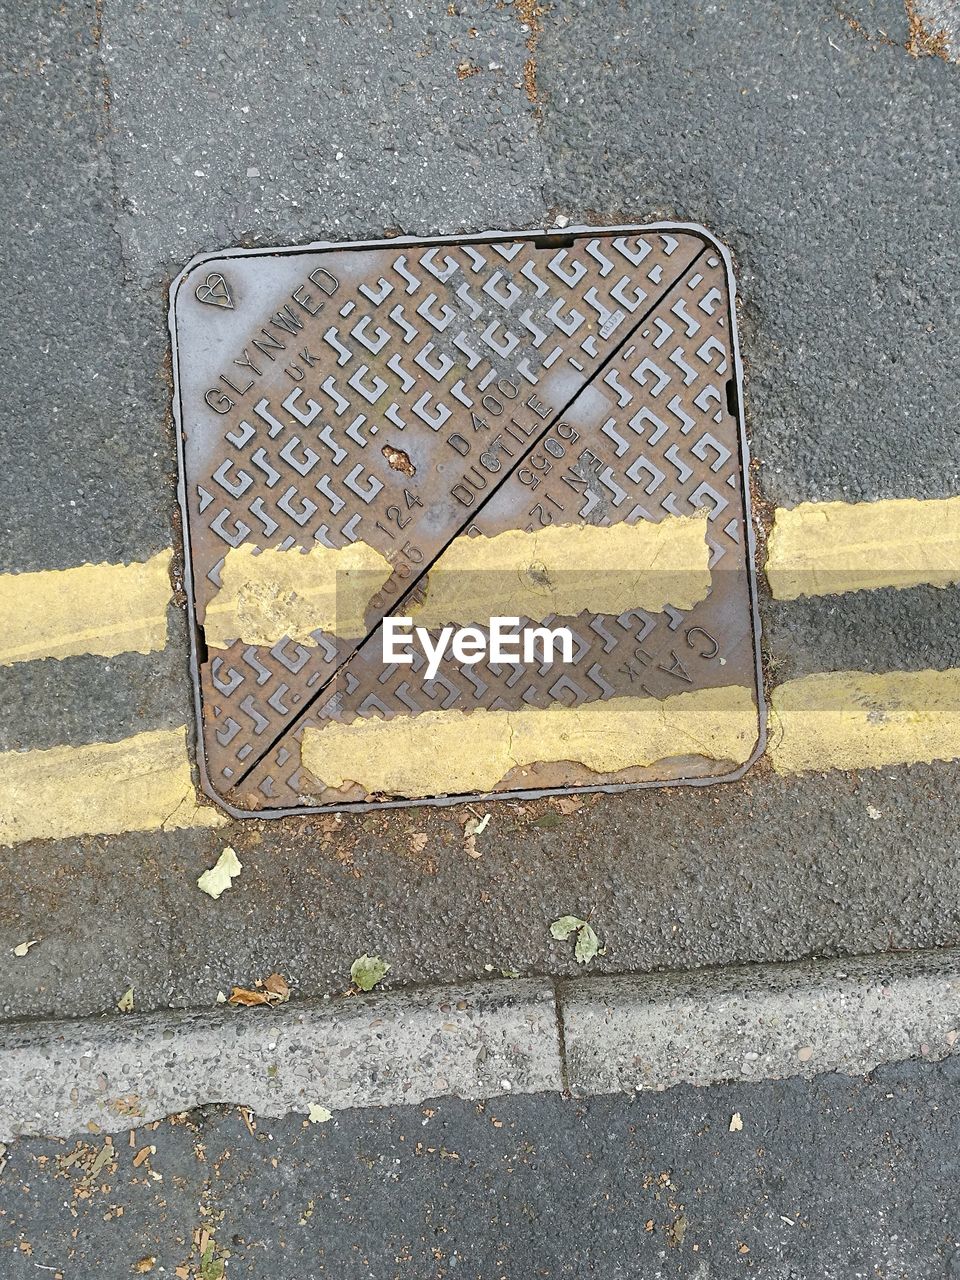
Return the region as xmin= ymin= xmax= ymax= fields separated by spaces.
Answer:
xmin=170 ymin=224 xmax=764 ymax=815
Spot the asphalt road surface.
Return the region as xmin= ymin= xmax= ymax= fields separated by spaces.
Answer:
xmin=1 ymin=2 xmax=959 ymax=1275
xmin=3 ymin=1058 xmax=959 ymax=1279
xmin=1 ymin=0 xmax=959 ymax=1023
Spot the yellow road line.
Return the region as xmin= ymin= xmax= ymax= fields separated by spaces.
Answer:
xmin=766 ymin=497 xmax=960 ymax=600
xmin=411 ymin=512 xmax=711 ymax=627
xmin=205 ymin=514 xmax=712 ymax=649
xmin=302 ymin=685 xmax=758 ymax=798
xmin=769 ymin=668 xmax=960 ymax=774
xmin=0 ymin=668 xmax=957 ymax=845
xmin=204 ymin=541 xmax=393 ymax=646
xmin=0 ymin=726 xmax=225 ymax=847
xmin=0 ymin=550 xmax=173 ymax=666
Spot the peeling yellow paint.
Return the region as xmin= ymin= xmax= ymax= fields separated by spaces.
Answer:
xmin=0 ymin=550 xmax=172 ymax=666
xmin=766 ymin=497 xmax=960 ymax=600
xmin=769 ymin=668 xmax=960 ymax=774
xmin=412 ymin=513 xmax=712 ymax=626
xmin=0 ymin=727 xmax=225 ymax=848
xmin=204 ymin=542 xmax=393 ymax=647
xmin=302 ymin=685 xmax=758 ymax=798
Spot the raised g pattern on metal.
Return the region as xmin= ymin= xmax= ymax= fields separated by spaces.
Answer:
xmin=169 ymin=225 xmax=763 ymax=815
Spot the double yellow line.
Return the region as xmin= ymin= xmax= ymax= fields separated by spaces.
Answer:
xmin=0 ymin=496 xmax=958 ymax=847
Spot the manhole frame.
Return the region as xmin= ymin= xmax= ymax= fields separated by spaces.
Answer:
xmin=169 ymin=221 xmax=766 ymax=819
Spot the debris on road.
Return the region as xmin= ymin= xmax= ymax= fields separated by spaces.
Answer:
xmin=553 ymin=796 xmax=583 ymax=815
xmin=308 ymin=1104 xmax=333 ymax=1124
xmin=550 ymin=915 xmax=604 ymax=964
xmin=197 ymin=846 xmax=242 ymax=900
xmin=227 ymin=973 xmax=290 ymax=1007
xmin=463 ymin=811 xmax=491 ymax=857
xmin=350 ymin=954 xmax=390 ymax=992
xmin=12 ymin=939 xmax=38 ymax=957
xmin=117 ymin=987 xmax=135 ymax=1013
xmin=729 ymin=1112 xmax=743 ymax=1132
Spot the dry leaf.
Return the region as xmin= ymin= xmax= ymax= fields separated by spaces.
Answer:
xmin=13 ymin=939 xmax=38 ymax=958
xmin=197 ymin=847 xmax=242 ymax=900
xmin=227 ymin=986 xmax=270 ymax=1007
xmin=133 ymin=1258 xmax=156 ymax=1274
xmin=729 ymin=1112 xmax=743 ymax=1132
xmin=409 ymin=832 xmax=429 ymax=854
xmin=228 ymin=973 xmax=290 ymax=1008
xmin=262 ymin=973 xmax=291 ymax=1005
xmin=89 ymin=1142 xmax=114 ymax=1177
xmin=464 ymin=813 xmax=491 ymax=838
xmin=307 ymin=1103 xmax=332 ymax=1124
xmin=239 ymin=1106 xmax=256 ymax=1137
xmin=117 ymin=987 xmax=135 ymax=1014
xmin=554 ymin=796 xmax=582 ymax=815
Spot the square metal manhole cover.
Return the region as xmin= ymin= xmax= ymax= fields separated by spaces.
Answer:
xmin=170 ymin=224 xmax=764 ymax=816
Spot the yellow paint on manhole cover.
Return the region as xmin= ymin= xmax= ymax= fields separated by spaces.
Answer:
xmin=170 ymin=224 xmax=764 ymax=813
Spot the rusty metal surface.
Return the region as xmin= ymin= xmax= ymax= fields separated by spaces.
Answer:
xmin=169 ymin=224 xmax=764 ymax=815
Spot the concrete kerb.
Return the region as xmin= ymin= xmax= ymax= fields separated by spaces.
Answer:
xmin=1 ymin=952 xmax=959 ymax=1141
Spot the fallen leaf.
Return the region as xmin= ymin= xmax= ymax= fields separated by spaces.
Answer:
xmin=227 ymin=986 xmax=270 ymax=1007
xmin=532 ymin=812 xmax=562 ymax=831
xmin=350 ymin=954 xmax=390 ymax=992
xmin=574 ymin=922 xmax=602 ymax=965
xmin=550 ymin=915 xmax=586 ymax=942
xmin=197 ymin=846 xmax=242 ymax=900
xmin=215 ymin=991 xmax=227 ymax=1004
xmin=133 ymin=1259 xmax=156 ymax=1275
xmin=729 ymin=1112 xmax=743 ymax=1132
xmin=239 ymin=1106 xmax=256 ymax=1137
xmin=117 ymin=987 xmax=135 ymax=1014
xmin=262 ymin=973 xmax=291 ymax=1005
xmin=12 ymin=939 xmax=38 ymax=958
xmin=228 ymin=972 xmax=290 ymax=1007
xmin=409 ymin=833 xmax=429 ymax=854
xmin=550 ymin=915 xmax=605 ymax=965
xmin=554 ymin=796 xmax=583 ymax=815
xmin=198 ymin=1241 xmax=225 ymax=1280
xmin=308 ymin=1104 xmax=332 ymax=1124
xmin=464 ymin=813 xmax=491 ymax=838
